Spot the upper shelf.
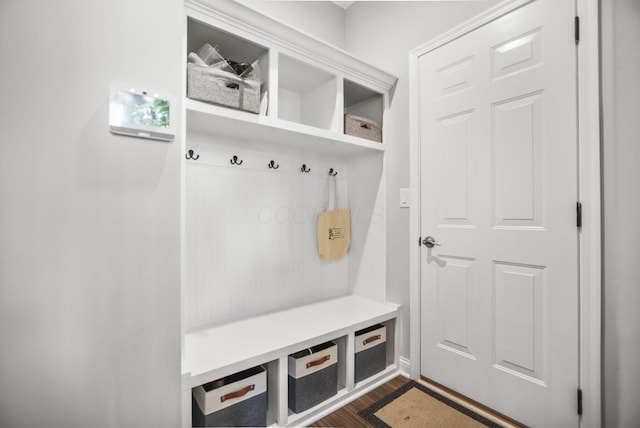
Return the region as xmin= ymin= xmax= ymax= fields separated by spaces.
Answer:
xmin=185 ymin=0 xmax=397 ymax=93
xmin=184 ymin=0 xmax=397 ymax=151
xmin=186 ymin=98 xmax=386 ymax=156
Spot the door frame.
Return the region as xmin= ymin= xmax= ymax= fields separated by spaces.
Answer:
xmin=407 ymin=0 xmax=601 ymax=426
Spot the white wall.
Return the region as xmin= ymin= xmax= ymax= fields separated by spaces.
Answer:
xmin=344 ymin=0 xmax=499 ymax=360
xmin=0 ymin=1 xmax=182 ymax=427
xmin=601 ymin=0 xmax=640 ymax=426
xmin=236 ymin=0 xmax=346 ymax=48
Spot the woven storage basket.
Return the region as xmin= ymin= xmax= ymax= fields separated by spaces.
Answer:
xmin=187 ymin=63 xmax=261 ymax=113
xmin=344 ymin=114 xmax=382 ymax=143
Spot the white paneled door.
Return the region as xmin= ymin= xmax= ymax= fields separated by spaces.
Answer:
xmin=418 ymin=0 xmax=579 ymax=426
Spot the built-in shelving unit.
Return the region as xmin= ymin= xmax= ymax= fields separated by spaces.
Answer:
xmin=180 ymin=0 xmax=398 ymax=426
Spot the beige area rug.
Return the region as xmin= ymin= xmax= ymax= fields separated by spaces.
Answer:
xmin=359 ymin=381 xmax=501 ymax=428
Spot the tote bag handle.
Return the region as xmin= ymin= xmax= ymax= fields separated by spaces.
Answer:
xmin=324 ymin=175 xmax=342 ymax=211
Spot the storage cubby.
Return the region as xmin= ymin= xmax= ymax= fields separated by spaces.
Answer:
xmin=286 ymin=340 xmax=338 ymax=414
xmin=344 ymin=79 xmax=384 ymax=125
xmin=278 ymin=54 xmax=339 ymax=131
xmin=344 ymin=79 xmax=384 ymax=142
xmin=191 ymin=365 xmax=268 ymax=427
xmin=354 ymin=318 xmax=397 ymax=387
xmin=186 ymin=17 xmax=269 ymax=110
xmin=181 ymin=2 xmax=398 ymax=427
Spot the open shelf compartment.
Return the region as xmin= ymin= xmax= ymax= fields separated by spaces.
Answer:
xmin=186 ymin=17 xmax=269 ymax=113
xmin=286 ymin=335 xmax=347 ymax=420
xmin=344 ymin=79 xmax=384 ymax=143
xmin=278 ymin=53 xmax=339 ymax=131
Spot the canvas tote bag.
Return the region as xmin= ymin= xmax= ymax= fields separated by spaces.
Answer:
xmin=317 ymin=175 xmax=351 ymax=261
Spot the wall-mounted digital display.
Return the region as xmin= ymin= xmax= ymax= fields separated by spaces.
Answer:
xmin=109 ymin=86 xmax=175 ymax=141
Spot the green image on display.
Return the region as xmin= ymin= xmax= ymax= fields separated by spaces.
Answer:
xmin=131 ymin=97 xmax=170 ymax=128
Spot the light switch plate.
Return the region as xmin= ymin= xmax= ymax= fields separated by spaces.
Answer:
xmin=400 ymin=188 xmax=410 ymax=208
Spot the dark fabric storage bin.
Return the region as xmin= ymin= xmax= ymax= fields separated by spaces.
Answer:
xmin=192 ymin=365 xmax=267 ymax=427
xmin=354 ymin=324 xmax=387 ymax=383
xmin=288 ymin=341 xmax=338 ymax=413
xmin=192 ymin=393 xmax=266 ymax=427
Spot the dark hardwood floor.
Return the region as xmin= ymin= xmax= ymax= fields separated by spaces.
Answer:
xmin=309 ymin=376 xmax=411 ymax=427
xmin=309 ymin=375 xmax=522 ymax=428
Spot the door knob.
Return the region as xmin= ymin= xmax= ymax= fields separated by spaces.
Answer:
xmin=422 ymin=236 xmax=441 ymax=248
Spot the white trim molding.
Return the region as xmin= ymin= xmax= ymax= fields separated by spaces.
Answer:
xmin=576 ymin=0 xmax=602 ymax=426
xmin=408 ymin=39 xmax=422 ymax=382
xmin=408 ymin=0 xmax=601 ymax=425
xmin=399 ymin=356 xmax=412 ymax=379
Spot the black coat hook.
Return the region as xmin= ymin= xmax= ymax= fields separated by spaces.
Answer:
xmin=300 ymin=164 xmax=311 ymax=173
xmin=185 ymin=149 xmax=199 ymax=160
xmin=268 ymin=160 xmax=279 ymax=169
xmin=230 ymin=155 xmax=243 ymax=165
xmin=329 ymin=168 xmax=338 ymax=177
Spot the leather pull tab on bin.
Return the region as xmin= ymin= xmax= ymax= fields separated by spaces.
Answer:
xmin=220 ymin=384 xmax=255 ymax=403
xmin=306 ymin=354 xmax=330 ymax=369
xmin=363 ymin=335 xmax=382 ymax=346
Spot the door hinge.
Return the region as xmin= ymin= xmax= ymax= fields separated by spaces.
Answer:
xmin=577 ymin=202 xmax=582 ymax=228
xmin=577 ymin=388 xmax=583 ymax=415
xmin=575 ymin=16 xmax=580 ymax=44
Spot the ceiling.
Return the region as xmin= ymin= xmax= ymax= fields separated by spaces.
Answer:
xmin=331 ymin=1 xmax=355 ymax=9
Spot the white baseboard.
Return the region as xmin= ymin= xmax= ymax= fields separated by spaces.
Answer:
xmin=399 ymin=356 xmax=411 ymax=378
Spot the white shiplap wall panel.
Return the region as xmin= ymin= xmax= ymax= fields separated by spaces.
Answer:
xmin=185 ymin=157 xmax=349 ymax=331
